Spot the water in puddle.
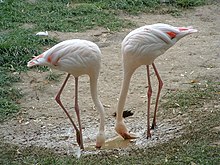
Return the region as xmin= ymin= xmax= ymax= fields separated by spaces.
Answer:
xmin=85 ymin=136 xmax=136 ymax=151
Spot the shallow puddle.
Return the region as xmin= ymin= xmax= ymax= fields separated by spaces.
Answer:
xmin=84 ymin=136 xmax=135 ymax=151
xmin=104 ymin=136 xmax=134 ymax=149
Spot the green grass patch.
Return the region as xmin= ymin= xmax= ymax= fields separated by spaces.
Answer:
xmin=45 ymin=72 xmax=63 ymax=82
xmin=0 ymin=27 xmax=57 ymax=122
xmin=0 ymin=68 xmax=22 ymax=122
xmin=1 ymin=0 xmax=210 ymax=32
xmin=161 ymin=80 xmax=220 ymax=111
xmin=0 ymin=1 xmax=130 ymax=32
xmin=0 ymin=29 xmax=58 ymax=71
xmin=175 ymin=0 xmax=207 ymax=8
xmin=97 ymin=0 xmax=161 ymax=14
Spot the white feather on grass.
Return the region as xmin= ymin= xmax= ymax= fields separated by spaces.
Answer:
xmin=36 ymin=31 xmax=48 ymax=36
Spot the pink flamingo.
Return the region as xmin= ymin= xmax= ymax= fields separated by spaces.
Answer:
xmin=115 ymin=23 xmax=197 ymax=139
xmin=27 ymin=39 xmax=105 ymax=150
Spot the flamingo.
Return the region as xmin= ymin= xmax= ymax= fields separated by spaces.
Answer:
xmin=115 ymin=23 xmax=197 ymax=139
xmin=27 ymin=39 xmax=105 ymax=150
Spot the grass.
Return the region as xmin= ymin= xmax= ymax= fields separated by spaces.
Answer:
xmin=0 ymin=68 xmax=22 ymax=122
xmin=45 ymin=71 xmax=63 ymax=82
xmin=0 ymin=29 xmax=57 ymax=71
xmin=161 ymin=80 xmax=220 ymax=111
xmin=0 ymin=1 xmax=131 ymax=32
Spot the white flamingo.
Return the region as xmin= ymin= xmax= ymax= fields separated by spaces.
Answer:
xmin=115 ymin=23 xmax=197 ymax=139
xmin=27 ymin=39 xmax=105 ymax=150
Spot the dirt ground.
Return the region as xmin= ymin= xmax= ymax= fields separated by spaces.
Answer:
xmin=0 ymin=5 xmax=219 ymax=155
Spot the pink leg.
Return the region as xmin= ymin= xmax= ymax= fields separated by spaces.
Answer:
xmin=55 ymin=74 xmax=81 ymax=147
xmin=151 ymin=63 xmax=163 ymax=129
xmin=74 ymin=77 xmax=84 ymax=149
xmin=146 ymin=65 xmax=152 ymax=138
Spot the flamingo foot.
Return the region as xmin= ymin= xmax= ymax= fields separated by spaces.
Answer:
xmin=151 ymin=118 xmax=157 ymax=130
xmin=121 ymin=132 xmax=137 ymax=139
xmin=151 ymin=123 xmax=157 ymax=130
xmin=146 ymin=130 xmax=152 ymax=139
xmin=76 ymin=131 xmax=83 ymax=148
xmin=115 ymin=121 xmax=137 ymax=139
xmin=95 ymin=146 xmax=101 ymax=149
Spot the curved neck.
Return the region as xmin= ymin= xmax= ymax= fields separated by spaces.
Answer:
xmin=89 ymin=75 xmax=105 ymax=132
xmin=116 ymin=68 xmax=135 ymax=122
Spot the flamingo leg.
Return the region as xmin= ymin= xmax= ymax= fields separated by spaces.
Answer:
xmin=74 ymin=77 xmax=84 ymax=149
xmin=55 ymin=74 xmax=81 ymax=147
xmin=151 ymin=63 xmax=163 ymax=129
xmin=146 ymin=65 xmax=152 ymax=138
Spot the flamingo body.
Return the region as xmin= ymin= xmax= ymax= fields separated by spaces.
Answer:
xmin=28 ymin=39 xmax=105 ymax=149
xmin=122 ymin=23 xmax=197 ymax=70
xmin=28 ymin=39 xmax=101 ymax=77
xmin=116 ymin=23 xmax=197 ymax=139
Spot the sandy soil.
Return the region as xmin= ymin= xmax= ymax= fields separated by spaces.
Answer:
xmin=0 ymin=5 xmax=219 ymax=155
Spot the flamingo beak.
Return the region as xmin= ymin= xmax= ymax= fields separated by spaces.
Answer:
xmin=178 ymin=27 xmax=198 ymax=33
xmin=27 ymin=54 xmax=44 ymax=67
xmin=27 ymin=60 xmax=37 ymax=67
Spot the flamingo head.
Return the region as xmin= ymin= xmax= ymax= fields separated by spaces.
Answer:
xmin=27 ymin=54 xmax=47 ymax=67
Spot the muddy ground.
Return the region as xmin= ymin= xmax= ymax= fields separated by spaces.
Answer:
xmin=0 ymin=5 xmax=219 ymax=156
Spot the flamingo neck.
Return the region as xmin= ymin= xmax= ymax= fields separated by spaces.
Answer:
xmin=116 ymin=69 xmax=134 ymax=122
xmin=89 ymin=76 xmax=105 ymax=132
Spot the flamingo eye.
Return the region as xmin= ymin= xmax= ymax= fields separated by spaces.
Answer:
xmin=47 ymin=56 xmax=52 ymax=63
xmin=166 ymin=31 xmax=176 ymax=39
